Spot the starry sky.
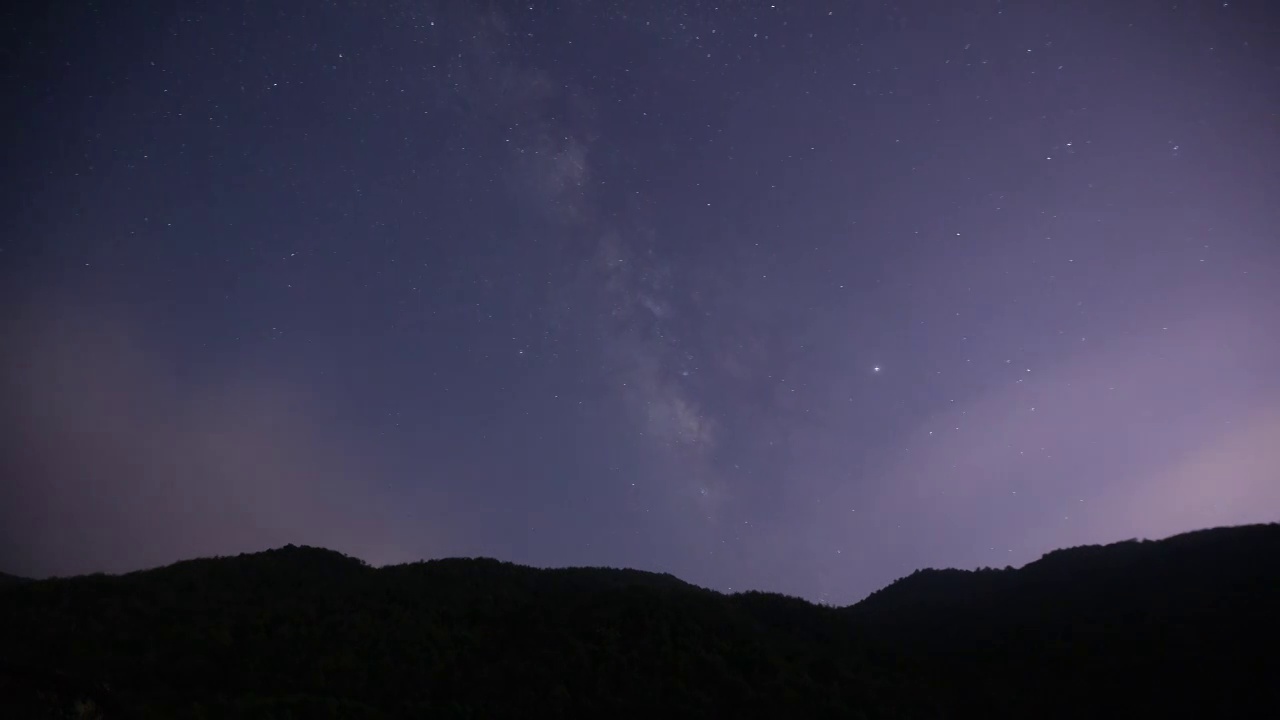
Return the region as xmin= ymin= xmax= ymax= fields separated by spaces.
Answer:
xmin=3 ymin=0 xmax=1278 ymax=604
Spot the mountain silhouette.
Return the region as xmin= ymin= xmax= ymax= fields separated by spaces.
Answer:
xmin=2 ymin=524 xmax=1276 ymax=718
xmin=845 ymin=523 xmax=1280 ymax=717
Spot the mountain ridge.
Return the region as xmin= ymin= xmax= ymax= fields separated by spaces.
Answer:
xmin=854 ymin=521 xmax=1280 ymax=612
xmin=21 ymin=521 xmax=1275 ymax=605
xmin=2 ymin=522 xmax=1277 ymax=718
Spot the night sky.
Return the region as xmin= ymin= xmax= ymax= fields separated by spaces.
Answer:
xmin=3 ymin=0 xmax=1278 ymax=604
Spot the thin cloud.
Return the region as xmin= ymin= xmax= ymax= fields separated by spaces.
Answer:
xmin=0 ymin=299 xmax=412 ymax=577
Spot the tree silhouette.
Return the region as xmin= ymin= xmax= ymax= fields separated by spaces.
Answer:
xmin=2 ymin=524 xmax=1277 ymax=718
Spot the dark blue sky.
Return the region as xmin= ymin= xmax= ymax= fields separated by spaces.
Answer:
xmin=3 ymin=0 xmax=1278 ymax=604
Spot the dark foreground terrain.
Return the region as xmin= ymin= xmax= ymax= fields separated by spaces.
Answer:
xmin=2 ymin=523 xmax=1277 ymax=719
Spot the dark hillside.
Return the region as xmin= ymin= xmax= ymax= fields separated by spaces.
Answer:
xmin=847 ymin=523 xmax=1280 ymax=717
xmin=2 ymin=524 xmax=1277 ymax=718
xmin=0 ymin=548 xmax=929 ymax=718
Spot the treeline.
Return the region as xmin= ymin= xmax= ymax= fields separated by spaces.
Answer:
xmin=2 ymin=523 xmax=1277 ymax=718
